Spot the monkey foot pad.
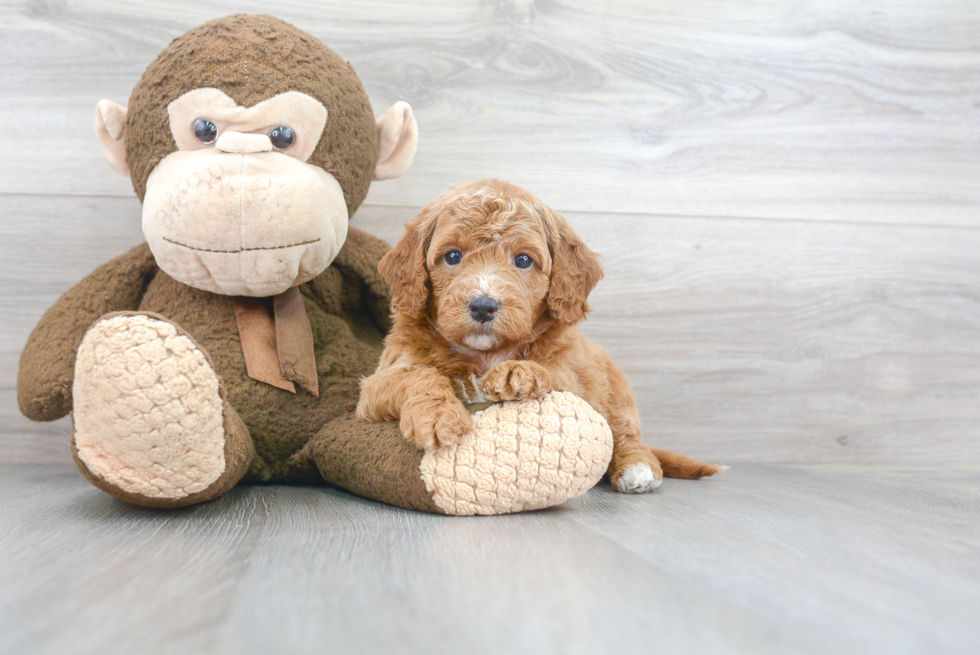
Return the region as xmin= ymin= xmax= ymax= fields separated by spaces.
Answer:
xmin=73 ymin=314 xmax=226 ymax=500
xmin=420 ymin=392 xmax=614 ymax=516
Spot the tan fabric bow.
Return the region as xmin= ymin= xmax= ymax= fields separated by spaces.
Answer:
xmin=232 ymin=287 xmax=319 ymax=396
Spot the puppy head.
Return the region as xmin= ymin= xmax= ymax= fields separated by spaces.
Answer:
xmin=379 ymin=179 xmax=603 ymax=351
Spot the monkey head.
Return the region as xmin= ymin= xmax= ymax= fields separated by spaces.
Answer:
xmin=94 ymin=15 xmax=417 ymax=297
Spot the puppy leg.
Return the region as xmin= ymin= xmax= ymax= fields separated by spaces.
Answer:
xmin=608 ymin=436 xmax=665 ymax=494
xmin=359 ymin=363 xmax=472 ymax=450
xmin=482 ymin=360 xmax=555 ymax=401
xmin=602 ymin=361 xmax=722 ymax=491
xmin=609 ymin=441 xmax=725 ymax=491
xmin=592 ymin=358 xmax=661 ymax=493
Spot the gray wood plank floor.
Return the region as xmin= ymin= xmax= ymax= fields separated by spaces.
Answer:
xmin=1 ymin=1 xmax=979 ymax=653
xmin=1 ymin=463 xmax=978 ymax=655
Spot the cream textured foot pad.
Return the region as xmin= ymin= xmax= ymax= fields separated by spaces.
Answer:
xmin=420 ymin=391 xmax=614 ymax=516
xmin=73 ymin=314 xmax=226 ymax=499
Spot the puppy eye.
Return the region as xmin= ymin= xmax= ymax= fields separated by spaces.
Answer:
xmin=193 ymin=118 xmax=218 ymax=144
xmin=444 ymin=250 xmax=462 ymax=266
xmin=269 ymin=126 xmax=296 ymax=150
xmin=514 ymin=254 xmax=533 ymax=269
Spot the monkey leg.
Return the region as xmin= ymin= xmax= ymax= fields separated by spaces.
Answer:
xmin=71 ymin=313 xmax=254 ymax=508
xmin=304 ymin=391 xmax=614 ymax=516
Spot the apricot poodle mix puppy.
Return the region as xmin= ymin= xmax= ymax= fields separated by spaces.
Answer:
xmin=358 ymin=179 xmax=721 ymax=493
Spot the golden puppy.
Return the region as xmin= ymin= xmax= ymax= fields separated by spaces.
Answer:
xmin=358 ymin=179 xmax=721 ymax=492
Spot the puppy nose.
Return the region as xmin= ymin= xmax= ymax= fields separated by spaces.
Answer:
xmin=469 ymin=295 xmax=499 ymax=323
xmin=215 ymin=131 xmax=274 ymax=154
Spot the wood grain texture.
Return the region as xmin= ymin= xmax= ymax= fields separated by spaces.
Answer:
xmin=3 ymin=1 xmax=977 ymax=463
xmin=3 ymin=4 xmax=980 ymax=654
xmin=0 ymin=463 xmax=977 ymax=655
xmin=0 ymin=0 xmax=978 ymax=224
xmin=3 ymin=196 xmax=978 ymax=465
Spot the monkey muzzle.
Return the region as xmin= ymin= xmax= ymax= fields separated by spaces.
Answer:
xmin=142 ymin=132 xmax=348 ymax=297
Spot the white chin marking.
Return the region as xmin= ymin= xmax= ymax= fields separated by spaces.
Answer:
xmin=463 ymin=333 xmax=498 ymax=351
xmin=615 ymin=463 xmax=662 ymax=494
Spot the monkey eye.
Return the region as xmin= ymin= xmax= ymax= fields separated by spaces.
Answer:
xmin=514 ymin=254 xmax=533 ymax=269
xmin=269 ymin=126 xmax=296 ymax=150
xmin=193 ymin=118 xmax=218 ymax=144
xmin=444 ymin=250 xmax=462 ymax=266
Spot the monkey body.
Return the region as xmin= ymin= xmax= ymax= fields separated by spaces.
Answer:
xmin=16 ymin=15 xmax=614 ymax=515
xmin=135 ymin=236 xmax=387 ymax=481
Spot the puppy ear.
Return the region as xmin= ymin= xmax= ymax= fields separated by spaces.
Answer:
xmin=378 ymin=206 xmax=437 ymax=320
xmin=543 ymin=208 xmax=603 ymax=325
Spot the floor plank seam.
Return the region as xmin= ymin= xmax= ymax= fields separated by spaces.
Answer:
xmin=4 ymin=192 xmax=980 ymax=233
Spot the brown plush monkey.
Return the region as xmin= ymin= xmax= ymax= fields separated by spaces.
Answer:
xmin=17 ymin=14 xmax=614 ymax=515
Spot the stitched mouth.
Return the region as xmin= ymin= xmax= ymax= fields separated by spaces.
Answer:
xmin=162 ymin=237 xmax=321 ymax=254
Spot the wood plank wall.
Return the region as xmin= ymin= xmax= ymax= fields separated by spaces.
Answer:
xmin=1 ymin=0 xmax=978 ymax=465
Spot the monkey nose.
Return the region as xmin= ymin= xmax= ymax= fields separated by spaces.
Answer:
xmin=215 ymin=132 xmax=274 ymax=154
xmin=469 ymin=295 xmax=499 ymax=324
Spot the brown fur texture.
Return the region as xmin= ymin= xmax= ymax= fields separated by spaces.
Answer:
xmin=303 ymin=413 xmax=443 ymax=513
xmin=18 ymin=17 xmax=625 ymax=514
xmin=359 ymin=179 xmax=722 ymax=485
xmin=70 ymin=314 xmax=257 ymax=509
xmin=22 ymin=229 xmax=390 ymax=479
xmin=20 ymin=226 xmax=448 ymax=512
xmin=125 ymin=14 xmax=378 ymax=215
xmin=17 ymin=16 xmax=454 ymax=513
xmin=17 ymin=244 xmax=159 ymax=421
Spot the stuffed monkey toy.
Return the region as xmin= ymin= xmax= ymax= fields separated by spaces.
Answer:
xmin=17 ymin=14 xmax=614 ymax=516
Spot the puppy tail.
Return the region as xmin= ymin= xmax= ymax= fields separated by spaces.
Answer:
xmin=650 ymin=448 xmax=726 ymax=480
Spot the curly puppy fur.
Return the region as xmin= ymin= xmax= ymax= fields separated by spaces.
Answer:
xmin=358 ymin=179 xmax=722 ymax=490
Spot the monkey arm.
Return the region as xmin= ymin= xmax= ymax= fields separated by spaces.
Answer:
xmin=329 ymin=226 xmax=393 ymax=333
xmin=17 ymin=242 xmax=158 ymax=421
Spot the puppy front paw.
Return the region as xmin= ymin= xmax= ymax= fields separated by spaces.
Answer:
xmin=482 ymin=360 xmax=555 ymax=402
xmin=400 ymin=396 xmax=473 ymax=450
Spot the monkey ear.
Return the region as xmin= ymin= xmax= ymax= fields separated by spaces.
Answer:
xmin=377 ymin=206 xmax=437 ymax=320
xmin=373 ymin=101 xmax=418 ymax=181
xmin=543 ymin=208 xmax=604 ymax=326
xmin=94 ymin=100 xmax=130 ymax=177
